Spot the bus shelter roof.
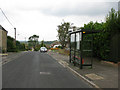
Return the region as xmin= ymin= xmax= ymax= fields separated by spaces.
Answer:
xmin=69 ymin=29 xmax=101 ymax=35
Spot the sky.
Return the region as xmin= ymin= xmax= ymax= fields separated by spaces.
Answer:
xmin=0 ymin=0 xmax=119 ymax=41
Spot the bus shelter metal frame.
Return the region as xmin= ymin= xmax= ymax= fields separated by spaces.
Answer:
xmin=69 ymin=29 xmax=99 ymax=69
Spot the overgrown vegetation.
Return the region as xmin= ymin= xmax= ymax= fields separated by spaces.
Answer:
xmin=40 ymin=40 xmax=46 ymax=48
xmin=7 ymin=36 xmax=25 ymax=52
xmin=28 ymin=35 xmax=40 ymax=51
xmin=57 ymin=22 xmax=72 ymax=48
xmin=28 ymin=35 xmax=48 ymax=51
xmin=57 ymin=8 xmax=120 ymax=62
xmin=82 ymin=8 xmax=120 ymax=62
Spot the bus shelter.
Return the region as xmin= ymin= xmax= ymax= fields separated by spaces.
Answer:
xmin=69 ymin=29 xmax=99 ymax=69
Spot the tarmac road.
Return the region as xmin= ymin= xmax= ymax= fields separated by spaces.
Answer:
xmin=2 ymin=51 xmax=92 ymax=88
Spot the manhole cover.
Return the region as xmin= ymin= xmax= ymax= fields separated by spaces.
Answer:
xmin=85 ymin=73 xmax=104 ymax=80
xmin=40 ymin=72 xmax=51 ymax=75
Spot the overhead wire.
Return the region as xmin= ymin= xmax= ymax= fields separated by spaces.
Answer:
xmin=0 ymin=8 xmax=15 ymax=28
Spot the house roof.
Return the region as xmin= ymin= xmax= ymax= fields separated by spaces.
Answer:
xmin=50 ymin=41 xmax=61 ymax=46
xmin=0 ymin=25 xmax=8 ymax=32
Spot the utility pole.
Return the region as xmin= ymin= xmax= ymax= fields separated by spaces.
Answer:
xmin=118 ymin=1 xmax=120 ymax=11
xmin=25 ymin=37 xmax=26 ymax=49
xmin=14 ymin=28 xmax=16 ymax=46
xmin=25 ymin=37 xmax=26 ymax=42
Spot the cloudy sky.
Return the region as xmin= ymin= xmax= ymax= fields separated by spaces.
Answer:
xmin=0 ymin=0 xmax=119 ymax=41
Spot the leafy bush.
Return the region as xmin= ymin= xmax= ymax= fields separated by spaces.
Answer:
xmin=80 ymin=8 xmax=119 ymax=62
xmin=7 ymin=36 xmax=25 ymax=52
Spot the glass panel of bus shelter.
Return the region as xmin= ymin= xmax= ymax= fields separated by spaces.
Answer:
xmin=76 ymin=33 xmax=80 ymax=50
xmin=71 ymin=34 xmax=75 ymax=50
xmin=70 ymin=34 xmax=75 ymax=61
xmin=79 ymin=32 xmax=82 ymax=50
xmin=82 ymin=33 xmax=93 ymax=65
xmin=75 ymin=33 xmax=80 ymax=64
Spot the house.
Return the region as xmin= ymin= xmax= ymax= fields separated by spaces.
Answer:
xmin=50 ymin=40 xmax=61 ymax=48
xmin=53 ymin=44 xmax=62 ymax=48
xmin=0 ymin=25 xmax=8 ymax=53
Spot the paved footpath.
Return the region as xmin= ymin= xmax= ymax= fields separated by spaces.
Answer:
xmin=47 ymin=51 xmax=118 ymax=89
xmin=1 ymin=51 xmax=28 ymax=65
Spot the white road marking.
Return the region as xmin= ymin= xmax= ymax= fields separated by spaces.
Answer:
xmin=58 ymin=62 xmax=66 ymax=68
xmin=40 ymin=72 xmax=51 ymax=75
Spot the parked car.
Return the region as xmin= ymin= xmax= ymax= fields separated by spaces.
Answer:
xmin=40 ymin=47 xmax=47 ymax=52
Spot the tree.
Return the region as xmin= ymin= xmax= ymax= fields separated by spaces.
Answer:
xmin=16 ymin=41 xmax=25 ymax=51
xmin=105 ymin=8 xmax=120 ymax=62
xmin=7 ymin=36 xmax=17 ymax=52
xmin=79 ymin=8 xmax=120 ymax=62
xmin=7 ymin=36 xmax=25 ymax=52
xmin=40 ymin=40 xmax=46 ymax=47
xmin=28 ymin=35 xmax=39 ymax=50
xmin=57 ymin=22 xmax=72 ymax=48
xmin=105 ymin=8 xmax=120 ymax=33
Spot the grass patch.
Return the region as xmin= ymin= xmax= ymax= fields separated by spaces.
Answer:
xmin=51 ymin=49 xmax=69 ymax=56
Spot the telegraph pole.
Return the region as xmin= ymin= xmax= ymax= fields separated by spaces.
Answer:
xmin=14 ymin=28 xmax=16 ymax=46
xmin=118 ymin=1 xmax=120 ymax=11
xmin=25 ymin=37 xmax=26 ymax=42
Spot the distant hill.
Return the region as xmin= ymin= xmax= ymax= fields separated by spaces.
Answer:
xmin=19 ymin=41 xmax=55 ymax=45
xmin=19 ymin=41 xmax=27 ymax=43
xmin=43 ymin=41 xmax=55 ymax=45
